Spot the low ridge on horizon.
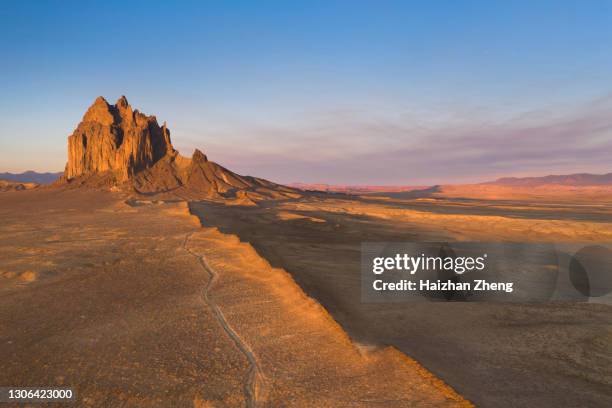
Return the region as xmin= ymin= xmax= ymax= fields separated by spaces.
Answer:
xmin=290 ymin=170 xmax=612 ymax=193
xmin=486 ymin=172 xmax=612 ymax=186
xmin=0 ymin=171 xmax=63 ymax=184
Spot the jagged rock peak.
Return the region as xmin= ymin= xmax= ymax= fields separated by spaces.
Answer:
xmin=82 ymin=96 xmax=114 ymax=125
xmin=65 ymin=96 xmax=175 ymax=181
xmin=116 ymin=95 xmax=129 ymax=108
xmin=62 ymin=96 xmax=301 ymax=203
xmin=192 ymin=149 xmax=208 ymax=163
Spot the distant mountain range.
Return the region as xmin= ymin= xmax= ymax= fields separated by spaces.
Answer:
xmin=292 ymin=172 xmax=612 ymax=194
xmin=486 ymin=172 xmax=612 ymax=186
xmin=0 ymin=171 xmax=62 ymax=184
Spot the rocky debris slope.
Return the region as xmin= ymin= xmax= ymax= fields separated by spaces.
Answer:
xmin=62 ymin=96 xmax=300 ymax=203
xmin=0 ymin=180 xmax=38 ymax=192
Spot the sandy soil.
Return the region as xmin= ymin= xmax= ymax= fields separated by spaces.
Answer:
xmin=0 ymin=189 xmax=249 ymax=407
xmin=0 ymin=189 xmax=469 ymax=407
xmin=187 ymin=229 xmax=467 ymax=407
xmin=282 ymin=197 xmax=612 ymax=242
xmin=191 ymin=193 xmax=612 ymax=408
xmin=431 ymin=184 xmax=612 ymax=203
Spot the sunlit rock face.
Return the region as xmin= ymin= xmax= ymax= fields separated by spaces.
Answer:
xmin=65 ymin=96 xmax=174 ymax=180
xmin=63 ymin=95 xmax=300 ymax=202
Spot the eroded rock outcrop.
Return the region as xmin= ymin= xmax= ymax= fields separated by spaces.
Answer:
xmin=0 ymin=180 xmax=39 ymax=192
xmin=63 ymin=96 xmax=301 ymax=202
xmin=65 ymin=96 xmax=174 ymax=181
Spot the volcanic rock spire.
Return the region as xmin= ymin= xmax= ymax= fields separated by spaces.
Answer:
xmin=62 ymin=95 xmax=300 ymax=202
xmin=65 ymin=96 xmax=174 ymax=180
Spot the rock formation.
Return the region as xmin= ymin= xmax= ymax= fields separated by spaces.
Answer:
xmin=0 ymin=180 xmax=38 ymax=192
xmin=65 ymin=96 xmax=173 ymax=180
xmin=63 ymin=96 xmax=300 ymax=202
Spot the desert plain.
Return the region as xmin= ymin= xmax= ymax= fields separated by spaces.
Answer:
xmin=190 ymin=184 xmax=612 ymax=407
xmin=0 ymin=187 xmax=471 ymax=407
xmin=1 ymin=183 xmax=611 ymax=407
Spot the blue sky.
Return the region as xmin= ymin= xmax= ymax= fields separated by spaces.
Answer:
xmin=1 ymin=1 xmax=612 ymax=184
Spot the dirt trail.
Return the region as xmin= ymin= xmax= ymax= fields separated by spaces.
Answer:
xmin=185 ymin=225 xmax=471 ymax=407
xmin=184 ymin=232 xmax=267 ymax=407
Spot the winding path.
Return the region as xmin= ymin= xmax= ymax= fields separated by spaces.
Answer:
xmin=183 ymin=232 xmax=266 ymax=408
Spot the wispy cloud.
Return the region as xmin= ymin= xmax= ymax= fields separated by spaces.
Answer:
xmin=173 ymin=94 xmax=612 ymax=185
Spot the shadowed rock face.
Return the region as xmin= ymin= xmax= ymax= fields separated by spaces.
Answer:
xmin=65 ymin=96 xmax=174 ymax=180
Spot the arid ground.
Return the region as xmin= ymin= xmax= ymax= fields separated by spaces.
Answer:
xmin=0 ymin=188 xmax=470 ymax=407
xmin=1 ymin=185 xmax=611 ymax=407
xmin=190 ymin=187 xmax=612 ymax=408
